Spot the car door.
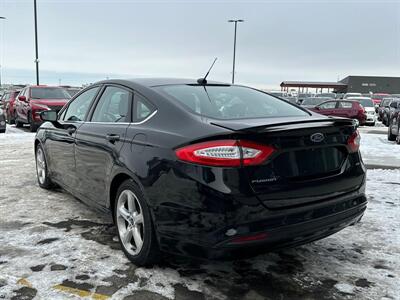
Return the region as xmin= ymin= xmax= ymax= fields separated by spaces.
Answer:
xmin=45 ymin=86 xmax=101 ymax=188
xmin=123 ymin=92 xmax=157 ymax=179
xmin=388 ymin=101 xmax=399 ymax=121
xmin=335 ymin=101 xmax=354 ymax=118
xmin=315 ymin=101 xmax=337 ymax=116
xmin=15 ymin=88 xmax=26 ymax=120
xmin=74 ymin=85 xmax=133 ymax=206
xmin=16 ymin=88 xmax=31 ymax=122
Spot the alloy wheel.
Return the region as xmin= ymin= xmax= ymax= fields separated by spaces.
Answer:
xmin=36 ymin=147 xmax=46 ymax=184
xmin=116 ymin=190 xmax=145 ymax=256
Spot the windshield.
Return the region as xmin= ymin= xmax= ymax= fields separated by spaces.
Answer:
xmin=372 ymin=94 xmax=389 ymax=100
xmin=31 ymin=87 xmax=71 ymax=99
xmin=381 ymin=98 xmax=392 ymax=106
xmin=155 ymin=85 xmax=308 ymax=120
xmin=302 ymin=98 xmax=328 ymax=106
xmin=358 ymin=99 xmax=374 ymax=107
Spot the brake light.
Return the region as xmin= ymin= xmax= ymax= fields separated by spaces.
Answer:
xmin=347 ymin=130 xmax=360 ymax=153
xmin=175 ymin=140 xmax=275 ymax=167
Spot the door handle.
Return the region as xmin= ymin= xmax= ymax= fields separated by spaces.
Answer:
xmin=106 ymin=134 xmax=120 ymax=143
xmin=67 ymin=127 xmax=76 ymax=135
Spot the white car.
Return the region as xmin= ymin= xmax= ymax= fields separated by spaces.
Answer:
xmin=348 ymin=97 xmax=376 ymax=126
xmin=343 ymin=93 xmax=362 ymax=99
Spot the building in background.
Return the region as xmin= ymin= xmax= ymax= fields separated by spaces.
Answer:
xmin=280 ymin=76 xmax=400 ymax=94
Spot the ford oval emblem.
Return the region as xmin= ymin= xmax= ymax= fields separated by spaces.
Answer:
xmin=310 ymin=133 xmax=325 ymax=143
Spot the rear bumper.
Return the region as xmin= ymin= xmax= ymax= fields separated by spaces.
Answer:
xmin=155 ymin=187 xmax=367 ymax=259
xmin=365 ymin=115 xmax=376 ymax=123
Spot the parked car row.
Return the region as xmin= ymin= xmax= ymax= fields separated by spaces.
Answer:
xmin=378 ymin=98 xmax=400 ymax=126
xmin=0 ymin=85 xmax=82 ymax=132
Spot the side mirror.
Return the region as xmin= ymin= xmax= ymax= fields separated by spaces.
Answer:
xmin=314 ymin=106 xmax=320 ymax=110
xmin=18 ymin=95 xmax=27 ymax=102
xmin=40 ymin=110 xmax=58 ymax=122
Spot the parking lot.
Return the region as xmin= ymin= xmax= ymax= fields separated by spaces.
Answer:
xmin=0 ymin=124 xmax=398 ymax=300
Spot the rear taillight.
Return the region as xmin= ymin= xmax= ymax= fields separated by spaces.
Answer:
xmin=175 ymin=140 xmax=275 ymax=167
xmin=347 ymin=130 xmax=361 ymax=153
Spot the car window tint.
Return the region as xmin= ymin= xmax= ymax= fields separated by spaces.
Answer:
xmin=64 ymin=87 xmax=99 ymax=122
xmin=91 ymin=86 xmax=131 ymax=123
xmin=155 ymin=85 xmax=307 ymax=120
xmin=319 ymin=102 xmax=336 ymax=109
xmin=134 ymin=94 xmax=155 ymax=122
xmin=339 ymin=102 xmax=352 ymax=108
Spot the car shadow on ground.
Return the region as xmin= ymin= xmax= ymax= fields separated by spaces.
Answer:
xmin=39 ymin=216 xmax=358 ymax=300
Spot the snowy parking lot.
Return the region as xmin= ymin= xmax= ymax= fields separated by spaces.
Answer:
xmin=0 ymin=125 xmax=399 ymax=300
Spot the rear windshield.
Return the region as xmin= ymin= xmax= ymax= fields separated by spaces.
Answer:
xmin=31 ymin=87 xmax=70 ymax=99
xmin=155 ymin=85 xmax=308 ymax=119
xmin=358 ymin=99 xmax=374 ymax=107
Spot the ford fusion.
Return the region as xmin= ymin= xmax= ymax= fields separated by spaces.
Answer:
xmin=35 ymin=78 xmax=367 ymax=265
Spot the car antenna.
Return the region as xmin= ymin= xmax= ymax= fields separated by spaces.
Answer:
xmin=197 ymin=57 xmax=217 ymax=85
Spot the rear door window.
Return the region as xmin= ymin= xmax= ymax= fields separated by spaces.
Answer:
xmin=91 ymin=86 xmax=132 ymax=123
xmin=133 ymin=94 xmax=156 ymax=122
xmin=338 ymin=102 xmax=353 ymax=108
xmin=319 ymin=101 xmax=337 ymax=109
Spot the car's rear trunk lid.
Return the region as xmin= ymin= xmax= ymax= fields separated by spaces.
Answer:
xmin=211 ymin=116 xmax=364 ymax=209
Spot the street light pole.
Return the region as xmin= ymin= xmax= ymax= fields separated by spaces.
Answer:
xmin=33 ymin=0 xmax=39 ymax=85
xmin=228 ymin=19 xmax=244 ymax=84
xmin=0 ymin=16 xmax=6 ymax=87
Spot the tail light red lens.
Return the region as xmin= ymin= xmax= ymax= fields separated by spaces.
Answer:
xmin=347 ymin=130 xmax=361 ymax=153
xmin=175 ymin=140 xmax=275 ymax=167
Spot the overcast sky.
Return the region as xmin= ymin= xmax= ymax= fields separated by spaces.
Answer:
xmin=0 ymin=0 xmax=399 ymax=88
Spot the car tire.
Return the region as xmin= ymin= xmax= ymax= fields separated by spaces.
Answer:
xmin=388 ymin=121 xmax=396 ymax=141
xmin=114 ymin=179 xmax=160 ymax=266
xmin=15 ymin=117 xmax=23 ymax=128
xmin=28 ymin=113 xmax=38 ymax=132
xmin=9 ymin=113 xmax=15 ymax=125
xmin=35 ymin=144 xmax=54 ymax=189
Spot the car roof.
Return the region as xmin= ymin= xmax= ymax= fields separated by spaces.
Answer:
xmin=96 ymin=78 xmax=229 ymax=88
xmin=347 ymin=97 xmax=372 ymax=100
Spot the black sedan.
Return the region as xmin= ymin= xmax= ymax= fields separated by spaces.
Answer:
xmin=35 ymin=78 xmax=367 ymax=265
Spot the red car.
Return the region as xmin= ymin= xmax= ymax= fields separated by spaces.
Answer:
xmin=1 ymin=90 xmax=20 ymax=124
xmin=371 ymin=93 xmax=390 ymax=106
xmin=309 ymin=100 xmax=366 ymax=125
xmin=15 ymin=85 xmax=71 ymax=132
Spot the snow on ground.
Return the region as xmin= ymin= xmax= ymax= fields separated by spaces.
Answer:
xmin=359 ymin=126 xmax=400 ymax=168
xmin=0 ymin=125 xmax=399 ymax=300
